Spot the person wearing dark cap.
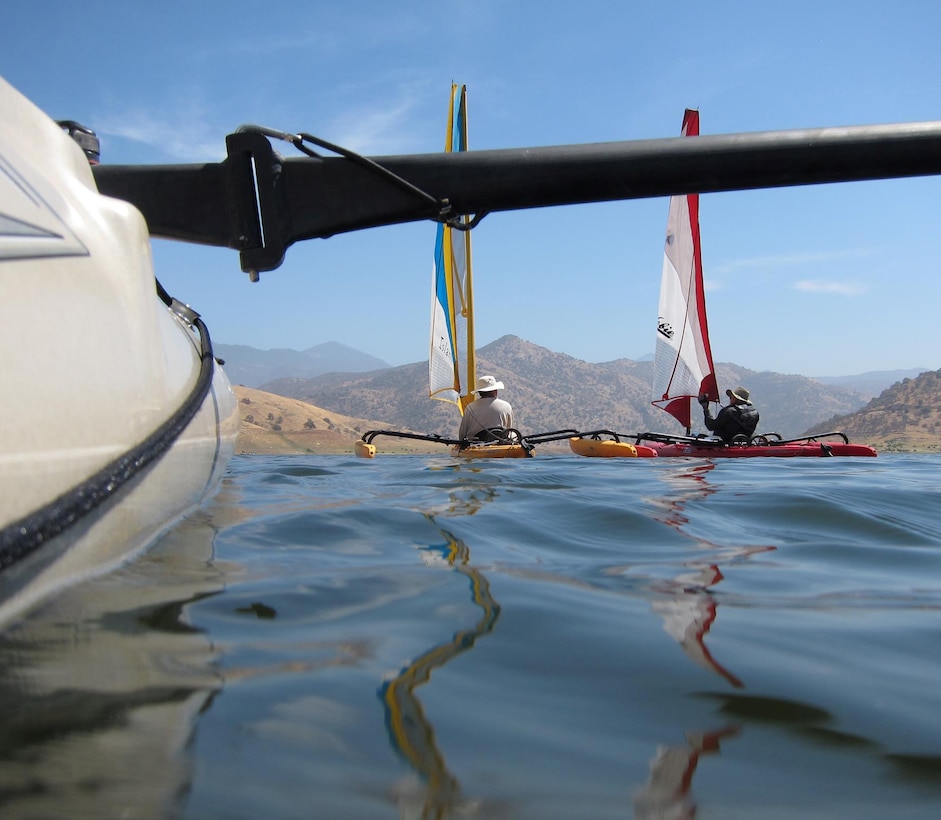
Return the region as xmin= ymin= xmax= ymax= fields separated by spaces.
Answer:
xmin=697 ymin=386 xmax=759 ymax=444
xmin=459 ymin=375 xmax=515 ymax=442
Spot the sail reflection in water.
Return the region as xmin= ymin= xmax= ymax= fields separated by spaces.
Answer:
xmin=628 ymin=462 xmax=771 ymax=815
xmin=643 ymin=462 xmax=773 ymax=690
xmin=379 ymin=520 xmax=501 ymax=819
xmin=632 ymin=726 xmax=741 ymax=820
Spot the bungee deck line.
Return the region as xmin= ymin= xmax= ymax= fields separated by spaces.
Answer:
xmin=0 ymin=287 xmax=218 ymax=571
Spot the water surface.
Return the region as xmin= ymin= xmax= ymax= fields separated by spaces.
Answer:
xmin=1 ymin=453 xmax=940 ymax=818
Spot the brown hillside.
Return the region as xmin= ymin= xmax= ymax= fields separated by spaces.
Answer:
xmin=804 ymin=368 xmax=941 ymax=453
xmin=233 ymin=386 xmax=445 ymax=455
xmin=261 ymin=335 xmax=871 ymax=441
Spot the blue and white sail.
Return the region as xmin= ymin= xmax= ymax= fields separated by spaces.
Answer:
xmin=429 ymin=84 xmax=476 ymax=412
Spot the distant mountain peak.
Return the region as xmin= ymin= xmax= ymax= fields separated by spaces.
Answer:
xmin=301 ymin=341 xmax=389 ymax=364
xmin=215 ymin=341 xmax=391 ymax=388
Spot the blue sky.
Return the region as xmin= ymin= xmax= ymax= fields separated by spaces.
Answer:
xmin=4 ymin=1 xmax=939 ymax=376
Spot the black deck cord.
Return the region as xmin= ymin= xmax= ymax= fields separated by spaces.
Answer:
xmin=0 ymin=283 xmax=217 ymax=571
xmin=236 ymin=125 xmax=489 ymax=231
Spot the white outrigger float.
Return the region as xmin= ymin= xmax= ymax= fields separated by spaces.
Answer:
xmin=0 ymin=78 xmax=238 ymax=626
xmin=2 ymin=73 xmax=940 ymax=626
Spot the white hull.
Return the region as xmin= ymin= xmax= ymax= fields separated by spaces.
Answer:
xmin=0 ymin=76 xmax=238 ymax=626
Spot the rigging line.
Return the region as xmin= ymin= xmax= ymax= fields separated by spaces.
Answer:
xmin=235 ymin=124 xmax=488 ymax=230
xmin=0 ymin=285 xmax=218 ymax=571
xmin=296 ymin=131 xmax=446 ymax=214
xmin=446 ymin=211 xmax=489 ymax=231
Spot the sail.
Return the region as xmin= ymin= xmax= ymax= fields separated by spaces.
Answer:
xmin=429 ymin=84 xmax=476 ymax=413
xmin=651 ymin=109 xmax=718 ymax=430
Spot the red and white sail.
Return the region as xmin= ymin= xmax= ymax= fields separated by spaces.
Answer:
xmin=651 ymin=109 xmax=718 ymax=431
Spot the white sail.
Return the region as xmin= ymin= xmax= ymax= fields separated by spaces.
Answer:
xmin=429 ymin=84 xmax=476 ymax=413
xmin=651 ymin=109 xmax=718 ymax=431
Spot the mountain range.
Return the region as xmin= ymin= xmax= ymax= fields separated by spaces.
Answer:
xmin=231 ymin=371 xmax=941 ymax=457
xmin=218 ymin=339 xmax=925 ymax=401
xmin=806 ymin=368 xmax=941 ymax=452
xmin=237 ymin=334 xmax=932 ymax=443
xmin=215 ymin=341 xmax=390 ymax=388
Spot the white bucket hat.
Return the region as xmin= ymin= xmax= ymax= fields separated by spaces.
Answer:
xmin=473 ymin=375 xmax=505 ymax=393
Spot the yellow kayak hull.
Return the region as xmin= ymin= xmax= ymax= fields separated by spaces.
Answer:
xmin=569 ymin=437 xmax=658 ymax=458
xmin=451 ymin=444 xmax=533 ymax=459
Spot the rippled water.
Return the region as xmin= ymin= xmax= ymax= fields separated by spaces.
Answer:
xmin=1 ymin=453 xmax=940 ymax=818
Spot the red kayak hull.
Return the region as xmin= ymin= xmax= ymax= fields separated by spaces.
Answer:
xmin=647 ymin=441 xmax=877 ymax=458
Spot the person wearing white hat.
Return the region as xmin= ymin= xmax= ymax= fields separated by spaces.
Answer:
xmin=697 ymin=386 xmax=759 ymax=444
xmin=458 ymin=375 xmax=516 ymax=442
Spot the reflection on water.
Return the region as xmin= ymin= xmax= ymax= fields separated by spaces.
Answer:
xmin=383 ymin=463 xmax=760 ymax=818
xmin=632 ymin=725 xmax=740 ymax=820
xmin=380 ymin=478 xmax=502 ymax=819
xmin=0 ymin=507 xmax=231 ymax=817
xmin=644 ymin=463 xmax=769 ymax=690
xmin=704 ymin=691 xmax=941 ymax=785
xmin=633 ymin=463 xmax=745 ymax=813
xmin=651 ymin=570 xmax=744 ymax=690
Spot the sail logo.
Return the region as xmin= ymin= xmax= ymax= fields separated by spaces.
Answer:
xmin=657 ymin=317 xmax=674 ymax=339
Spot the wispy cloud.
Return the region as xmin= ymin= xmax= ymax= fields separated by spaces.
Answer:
xmin=707 ymin=248 xmax=873 ymax=298
xmin=93 ymin=73 xmax=435 ymax=161
xmin=189 ymin=31 xmax=341 ymax=60
xmin=794 ymin=279 xmax=868 ymax=295
xmin=312 ymin=70 xmax=441 ymax=155
xmin=328 ymin=93 xmax=425 ymax=155
xmin=713 ymin=247 xmax=873 ymax=275
xmin=95 ymin=97 xmax=226 ymax=161
xmin=185 ymin=14 xmax=430 ymax=64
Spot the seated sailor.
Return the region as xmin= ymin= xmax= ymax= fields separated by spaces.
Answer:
xmin=698 ymin=386 xmax=759 ymax=444
xmin=459 ymin=375 xmax=515 ymax=442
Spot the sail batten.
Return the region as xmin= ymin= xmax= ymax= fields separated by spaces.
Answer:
xmin=429 ymin=84 xmax=476 ymax=413
xmin=651 ymin=109 xmax=718 ymax=431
